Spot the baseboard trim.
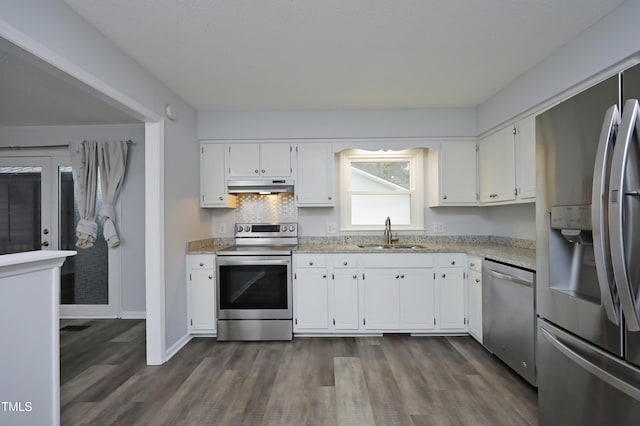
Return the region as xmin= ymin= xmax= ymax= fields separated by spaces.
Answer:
xmin=120 ymin=311 xmax=146 ymax=319
xmin=165 ymin=333 xmax=192 ymax=362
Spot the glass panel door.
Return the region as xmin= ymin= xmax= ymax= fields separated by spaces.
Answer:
xmin=0 ymin=157 xmax=51 ymax=254
xmin=54 ymin=159 xmax=118 ymax=318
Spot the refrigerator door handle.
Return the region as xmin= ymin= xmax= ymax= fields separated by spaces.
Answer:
xmin=609 ymin=98 xmax=640 ymax=331
xmin=540 ymin=325 xmax=640 ymax=401
xmin=591 ymin=104 xmax=620 ymax=325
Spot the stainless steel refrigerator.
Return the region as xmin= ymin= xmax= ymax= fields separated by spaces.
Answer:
xmin=536 ymin=63 xmax=640 ymax=425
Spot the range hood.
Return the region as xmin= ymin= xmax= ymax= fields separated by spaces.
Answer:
xmin=227 ymin=179 xmax=294 ymax=194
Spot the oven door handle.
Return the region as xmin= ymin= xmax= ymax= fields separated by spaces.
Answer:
xmin=217 ymin=257 xmax=292 ymax=267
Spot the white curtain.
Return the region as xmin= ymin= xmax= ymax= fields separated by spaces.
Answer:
xmin=69 ymin=141 xmax=99 ymax=248
xmin=68 ymin=140 xmax=130 ymax=249
xmin=97 ymin=141 xmax=128 ymax=248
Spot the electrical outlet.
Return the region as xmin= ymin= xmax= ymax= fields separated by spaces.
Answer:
xmin=327 ymin=222 xmax=337 ymax=234
xmin=219 ymin=223 xmax=226 ymax=234
xmin=433 ymin=222 xmax=444 ymax=233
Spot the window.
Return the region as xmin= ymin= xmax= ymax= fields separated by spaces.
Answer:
xmin=340 ymin=149 xmax=424 ymax=230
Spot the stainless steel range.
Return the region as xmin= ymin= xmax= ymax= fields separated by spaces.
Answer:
xmin=215 ymin=222 xmax=297 ymax=341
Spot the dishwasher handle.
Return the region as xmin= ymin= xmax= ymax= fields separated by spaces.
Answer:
xmin=486 ymin=268 xmax=533 ymax=287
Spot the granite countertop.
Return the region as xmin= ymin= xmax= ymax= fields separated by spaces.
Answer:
xmin=187 ymin=236 xmax=536 ymax=270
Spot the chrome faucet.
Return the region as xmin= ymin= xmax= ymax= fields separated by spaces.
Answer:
xmin=383 ymin=216 xmax=392 ymax=244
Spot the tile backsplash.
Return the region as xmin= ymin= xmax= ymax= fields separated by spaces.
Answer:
xmin=236 ymin=193 xmax=297 ymax=223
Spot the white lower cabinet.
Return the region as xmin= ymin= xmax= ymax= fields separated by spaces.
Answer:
xmin=436 ymin=254 xmax=467 ymax=332
xmin=467 ymin=255 xmax=483 ymax=342
xmin=294 ymin=268 xmax=329 ymax=330
xmin=399 ymin=269 xmax=436 ymax=330
xmin=293 ymin=252 xmax=467 ymax=335
xmin=293 ymin=255 xmax=329 ymax=331
xmin=363 ymin=268 xmax=400 ymax=329
xmin=187 ymin=255 xmax=216 ymax=334
xmin=332 ymin=268 xmax=360 ymax=330
xmin=362 ymin=253 xmax=435 ymax=332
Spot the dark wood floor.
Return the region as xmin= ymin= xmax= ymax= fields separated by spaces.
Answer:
xmin=60 ymin=319 xmax=538 ymax=425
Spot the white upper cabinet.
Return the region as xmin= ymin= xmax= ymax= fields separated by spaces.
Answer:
xmin=296 ymin=143 xmax=335 ymax=207
xmin=227 ymin=143 xmax=292 ymax=178
xmin=479 ymin=125 xmax=516 ymax=204
xmin=515 ymin=115 xmax=536 ymax=200
xmin=428 ymin=141 xmax=478 ymax=206
xmin=479 ymin=114 xmax=536 ymax=205
xmin=200 ymin=142 xmax=236 ymax=208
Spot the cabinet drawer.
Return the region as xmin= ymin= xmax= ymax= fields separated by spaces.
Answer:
xmin=436 ymin=254 xmax=466 ymax=268
xmin=189 ymin=255 xmax=214 ymax=269
xmin=468 ymin=255 xmax=482 ymax=272
xmin=332 ymin=255 xmax=358 ymax=268
xmin=294 ymin=254 xmax=327 ymax=268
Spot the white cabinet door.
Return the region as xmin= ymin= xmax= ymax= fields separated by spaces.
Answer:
xmin=294 ymin=268 xmax=329 ymax=330
xmin=296 ymin=143 xmax=335 ymax=206
xmin=399 ymin=269 xmax=435 ymax=330
xmin=200 ymin=143 xmax=235 ymax=208
xmin=515 ymin=115 xmax=536 ymax=200
xmin=439 ymin=142 xmax=478 ymax=205
xmin=468 ymin=269 xmax=483 ymax=342
xmin=187 ymin=255 xmax=216 ymax=333
xmin=363 ymin=269 xmax=399 ymax=329
xmin=439 ymin=268 xmax=466 ymax=330
xmin=479 ymin=126 xmax=516 ymax=204
xmin=332 ymin=269 xmax=359 ymax=330
xmin=227 ymin=143 xmax=261 ymax=177
xmin=260 ymin=143 xmax=292 ymax=177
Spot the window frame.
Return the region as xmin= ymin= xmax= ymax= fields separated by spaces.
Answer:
xmin=339 ymin=148 xmax=424 ymax=231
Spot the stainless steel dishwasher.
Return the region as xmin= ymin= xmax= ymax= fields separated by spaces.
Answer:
xmin=483 ymin=259 xmax=536 ymax=386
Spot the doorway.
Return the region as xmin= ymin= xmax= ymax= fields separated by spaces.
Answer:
xmin=0 ymin=154 xmax=120 ymax=317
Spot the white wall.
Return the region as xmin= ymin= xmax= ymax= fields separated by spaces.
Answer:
xmin=478 ymin=0 xmax=640 ymax=134
xmin=0 ymin=124 xmax=147 ymax=314
xmin=198 ymin=108 xmax=477 ymax=140
xmin=0 ymin=0 xmax=210 ymax=362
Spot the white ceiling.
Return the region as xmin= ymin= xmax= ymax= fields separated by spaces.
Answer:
xmin=65 ymin=0 xmax=624 ymax=112
xmin=0 ymin=38 xmax=140 ymax=127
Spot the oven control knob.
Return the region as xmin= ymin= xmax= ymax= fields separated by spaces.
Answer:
xmin=244 ymin=225 xmax=250 ymax=232
xmin=236 ymin=225 xmax=243 ymax=232
xmin=289 ymin=225 xmax=295 ymax=232
xmin=281 ymin=225 xmax=287 ymax=232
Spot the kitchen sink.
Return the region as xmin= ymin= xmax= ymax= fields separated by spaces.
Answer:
xmin=356 ymin=243 xmax=427 ymax=250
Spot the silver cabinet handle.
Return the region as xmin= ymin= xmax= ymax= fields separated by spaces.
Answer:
xmin=219 ymin=196 xmax=223 ymax=201
xmin=41 ymin=241 xmax=49 ymax=247
xmin=261 ymin=169 xmax=266 ymax=173
xmin=254 ymin=169 xmax=259 ymax=173
xmin=199 ymin=262 xmax=204 ymax=267
xmin=400 ymin=274 xmax=404 ymax=279
xmin=395 ymin=275 xmax=400 ymax=279
xmin=343 ymin=261 xmax=348 ymax=266
xmin=451 ymin=260 xmax=456 ymax=265
xmin=309 ymin=261 xmax=313 ymax=266
xmin=322 ymin=275 xmax=327 ymax=279
xmin=442 ymin=274 xmax=446 ymax=278
xmin=208 ymin=275 xmax=213 ymax=280
xmin=352 ymin=275 xmax=357 ymax=279
xmin=475 ymin=278 xmax=480 ymax=283
xmin=609 ymin=99 xmax=640 ymax=331
xmin=592 ymin=103 xmax=621 ymax=325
